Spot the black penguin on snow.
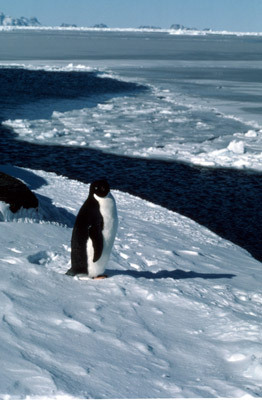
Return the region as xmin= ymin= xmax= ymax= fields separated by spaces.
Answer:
xmin=66 ymin=179 xmax=118 ymax=279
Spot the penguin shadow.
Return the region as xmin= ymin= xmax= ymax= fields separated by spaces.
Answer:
xmin=37 ymin=193 xmax=75 ymax=227
xmin=107 ymin=268 xmax=236 ymax=280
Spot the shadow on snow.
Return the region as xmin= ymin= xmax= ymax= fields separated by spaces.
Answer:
xmin=108 ymin=268 xmax=236 ymax=280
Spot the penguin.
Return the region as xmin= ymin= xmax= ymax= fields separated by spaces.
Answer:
xmin=0 ymin=171 xmax=38 ymax=221
xmin=66 ymin=179 xmax=118 ymax=279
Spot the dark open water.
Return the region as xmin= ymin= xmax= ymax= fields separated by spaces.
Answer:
xmin=0 ymin=31 xmax=261 ymax=262
xmin=1 ymin=122 xmax=261 ymax=262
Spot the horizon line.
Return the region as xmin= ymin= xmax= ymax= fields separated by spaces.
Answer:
xmin=1 ymin=25 xmax=262 ymax=36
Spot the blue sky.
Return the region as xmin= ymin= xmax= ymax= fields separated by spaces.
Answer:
xmin=0 ymin=0 xmax=261 ymax=31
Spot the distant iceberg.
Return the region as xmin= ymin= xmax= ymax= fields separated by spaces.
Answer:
xmin=138 ymin=25 xmax=162 ymax=30
xmin=0 ymin=13 xmax=261 ymax=37
xmin=93 ymin=23 xmax=108 ymax=28
xmin=0 ymin=11 xmax=41 ymax=26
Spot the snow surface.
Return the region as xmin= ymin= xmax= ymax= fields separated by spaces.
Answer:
xmin=0 ymin=165 xmax=262 ymax=398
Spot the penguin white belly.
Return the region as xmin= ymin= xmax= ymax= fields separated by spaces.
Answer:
xmin=87 ymin=192 xmax=118 ymax=278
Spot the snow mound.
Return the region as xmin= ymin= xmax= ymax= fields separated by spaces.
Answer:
xmin=0 ymin=200 xmax=40 ymax=222
xmin=227 ymin=139 xmax=245 ymax=154
xmin=0 ymin=165 xmax=261 ymax=398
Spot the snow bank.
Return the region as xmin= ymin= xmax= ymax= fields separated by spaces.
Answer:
xmin=0 ymin=165 xmax=261 ymax=398
xmin=0 ymin=25 xmax=262 ymax=37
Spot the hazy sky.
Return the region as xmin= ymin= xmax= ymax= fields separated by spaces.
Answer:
xmin=0 ymin=0 xmax=261 ymax=32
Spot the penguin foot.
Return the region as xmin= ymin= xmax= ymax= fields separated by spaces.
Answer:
xmin=65 ymin=268 xmax=76 ymax=276
xmin=93 ymin=274 xmax=108 ymax=280
xmin=66 ymin=268 xmax=87 ymax=277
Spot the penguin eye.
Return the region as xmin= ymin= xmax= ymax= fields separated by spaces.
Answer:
xmin=94 ymin=186 xmax=98 ymax=191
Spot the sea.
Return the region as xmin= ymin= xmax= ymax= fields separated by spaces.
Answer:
xmin=0 ymin=28 xmax=261 ymax=261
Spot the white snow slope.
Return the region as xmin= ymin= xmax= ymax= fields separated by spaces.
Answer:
xmin=0 ymin=165 xmax=261 ymax=399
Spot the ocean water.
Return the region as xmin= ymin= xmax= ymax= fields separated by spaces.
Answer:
xmin=0 ymin=29 xmax=261 ymax=260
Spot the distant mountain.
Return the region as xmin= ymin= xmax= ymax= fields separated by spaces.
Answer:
xmin=170 ymin=23 xmax=210 ymax=31
xmin=138 ymin=25 xmax=162 ymax=30
xmin=0 ymin=12 xmax=210 ymax=31
xmin=60 ymin=23 xmax=77 ymax=28
xmin=0 ymin=12 xmax=41 ymax=26
xmin=93 ymin=23 xmax=108 ymax=28
xmin=170 ymin=23 xmax=195 ymax=30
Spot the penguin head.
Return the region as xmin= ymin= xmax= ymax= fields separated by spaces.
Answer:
xmin=90 ymin=179 xmax=110 ymax=198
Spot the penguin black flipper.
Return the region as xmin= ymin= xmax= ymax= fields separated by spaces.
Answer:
xmin=89 ymin=222 xmax=104 ymax=262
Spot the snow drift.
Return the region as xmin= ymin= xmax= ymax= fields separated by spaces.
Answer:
xmin=0 ymin=165 xmax=261 ymax=398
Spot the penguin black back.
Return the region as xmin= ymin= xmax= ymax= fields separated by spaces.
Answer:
xmin=0 ymin=171 xmax=38 ymax=213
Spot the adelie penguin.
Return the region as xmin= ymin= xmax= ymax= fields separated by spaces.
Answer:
xmin=0 ymin=171 xmax=38 ymax=221
xmin=66 ymin=179 xmax=118 ymax=279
